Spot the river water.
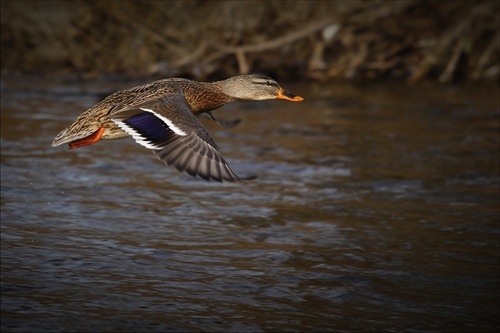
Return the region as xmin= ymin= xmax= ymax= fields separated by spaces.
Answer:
xmin=1 ymin=75 xmax=499 ymax=332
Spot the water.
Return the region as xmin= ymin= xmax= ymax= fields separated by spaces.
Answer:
xmin=1 ymin=75 xmax=499 ymax=332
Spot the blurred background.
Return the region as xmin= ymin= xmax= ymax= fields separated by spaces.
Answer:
xmin=1 ymin=0 xmax=499 ymax=82
xmin=1 ymin=1 xmax=499 ymax=332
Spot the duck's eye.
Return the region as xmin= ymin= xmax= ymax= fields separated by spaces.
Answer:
xmin=265 ymin=81 xmax=277 ymax=87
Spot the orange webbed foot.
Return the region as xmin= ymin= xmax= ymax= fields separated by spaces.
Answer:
xmin=68 ymin=127 xmax=106 ymax=149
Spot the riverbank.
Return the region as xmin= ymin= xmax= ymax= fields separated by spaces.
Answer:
xmin=1 ymin=0 xmax=498 ymax=83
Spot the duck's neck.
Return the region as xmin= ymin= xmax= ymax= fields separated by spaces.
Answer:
xmin=179 ymin=80 xmax=233 ymax=115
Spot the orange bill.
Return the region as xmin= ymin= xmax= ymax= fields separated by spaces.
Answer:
xmin=276 ymin=88 xmax=304 ymax=102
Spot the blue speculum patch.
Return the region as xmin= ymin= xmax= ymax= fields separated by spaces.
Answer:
xmin=124 ymin=112 xmax=174 ymax=145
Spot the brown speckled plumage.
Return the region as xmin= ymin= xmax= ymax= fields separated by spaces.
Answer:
xmin=52 ymin=75 xmax=304 ymax=182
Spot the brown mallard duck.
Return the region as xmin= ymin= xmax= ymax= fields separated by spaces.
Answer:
xmin=52 ymin=74 xmax=304 ymax=182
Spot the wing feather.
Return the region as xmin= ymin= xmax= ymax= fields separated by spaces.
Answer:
xmin=110 ymin=94 xmax=244 ymax=182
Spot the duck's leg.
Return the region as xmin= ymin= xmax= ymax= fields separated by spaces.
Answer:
xmin=206 ymin=112 xmax=241 ymax=128
xmin=68 ymin=127 xmax=106 ymax=149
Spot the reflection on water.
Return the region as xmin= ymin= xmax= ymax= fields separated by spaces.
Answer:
xmin=1 ymin=76 xmax=499 ymax=332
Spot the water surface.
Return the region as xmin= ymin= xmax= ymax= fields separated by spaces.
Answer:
xmin=1 ymin=75 xmax=499 ymax=332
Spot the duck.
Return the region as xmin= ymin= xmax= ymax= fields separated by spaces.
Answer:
xmin=52 ymin=74 xmax=304 ymax=182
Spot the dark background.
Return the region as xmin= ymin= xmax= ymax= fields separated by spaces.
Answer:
xmin=1 ymin=0 xmax=499 ymax=82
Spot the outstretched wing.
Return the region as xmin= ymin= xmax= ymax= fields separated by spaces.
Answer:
xmin=109 ymin=93 xmax=244 ymax=182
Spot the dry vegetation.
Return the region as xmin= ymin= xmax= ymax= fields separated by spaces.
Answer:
xmin=1 ymin=0 xmax=498 ymax=82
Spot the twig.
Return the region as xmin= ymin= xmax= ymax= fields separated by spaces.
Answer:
xmin=201 ymin=17 xmax=338 ymax=71
xmin=439 ymin=38 xmax=465 ymax=83
xmin=472 ymin=28 xmax=500 ymax=79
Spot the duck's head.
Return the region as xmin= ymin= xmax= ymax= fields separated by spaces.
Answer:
xmin=218 ymin=74 xmax=304 ymax=102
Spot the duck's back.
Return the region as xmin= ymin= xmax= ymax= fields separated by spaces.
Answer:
xmin=52 ymin=79 xmax=187 ymax=146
